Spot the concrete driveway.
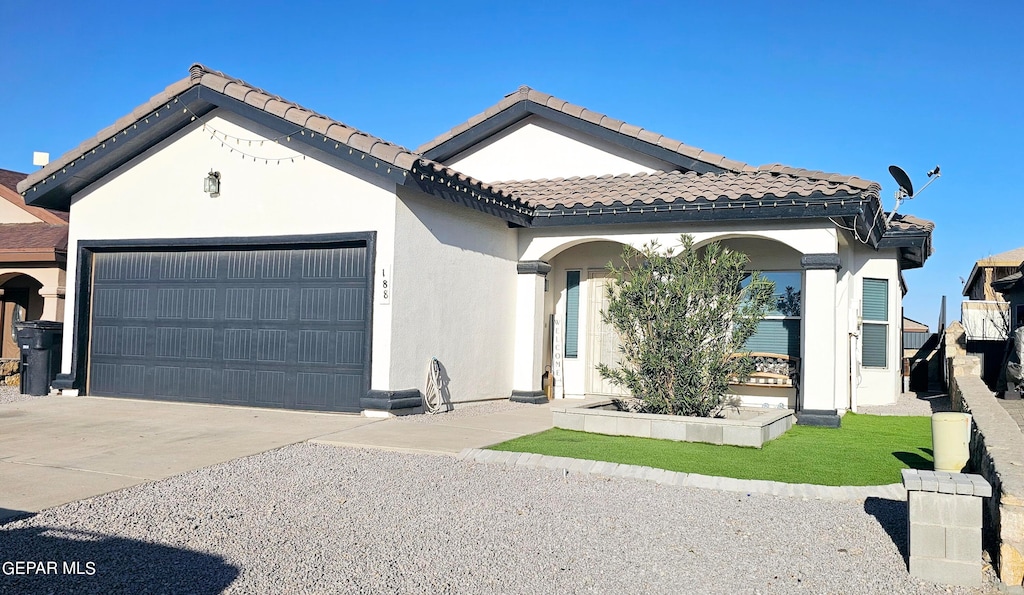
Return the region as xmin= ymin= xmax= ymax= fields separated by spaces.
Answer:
xmin=0 ymin=396 xmax=378 ymax=521
xmin=0 ymin=396 xmax=556 ymax=522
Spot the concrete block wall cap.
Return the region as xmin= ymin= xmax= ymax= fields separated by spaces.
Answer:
xmin=969 ymin=475 xmax=993 ymax=498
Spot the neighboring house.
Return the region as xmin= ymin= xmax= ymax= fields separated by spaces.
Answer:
xmin=961 ymin=247 xmax=1024 ymax=341
xmin=961 ymin=248 xmax=1024 ymax=384
xmin=903 ymin=316 xmax=930 ymax=351
xmin=992 ymin=263 xmax=1024 ymax=329
xmin=0 ymin=168 xmax=67 ymax=358
xmin=17 ymin=64 xmax=933 ymax=420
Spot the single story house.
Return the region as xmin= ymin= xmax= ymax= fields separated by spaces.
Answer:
xmin=18 ymin=64 xmax=933 ymax=421
xmin=0 ymin=168 xmax=67 ymax=359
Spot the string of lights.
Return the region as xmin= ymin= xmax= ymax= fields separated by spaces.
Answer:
xmin=533 ymin=197 xmax=872 ymax=219
xmin=25 ymin=91 xmax=883 ymax=233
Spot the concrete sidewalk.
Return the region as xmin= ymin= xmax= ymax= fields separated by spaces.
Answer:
xmin=311 ymin=403 xmax=555 ymax=454
xmin=0 ymin=396 xmax=555 ymax=522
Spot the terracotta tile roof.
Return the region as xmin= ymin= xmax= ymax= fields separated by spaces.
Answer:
xmin=417 ymin=86 xmax=875 ymax=191
xmin=20 ymin=65 xmax=421 ymax=193
xmin=18 ymin=65 xmax=532 ymax=222
xmin=494 ymin=170 xmax=879 ymax=210
xmin=886 ymin=213 xmax=935 ymax=234
xmin=0 ymin=223 xmax=68 ymax=251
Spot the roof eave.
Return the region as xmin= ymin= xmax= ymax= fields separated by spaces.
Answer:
xmin=528 ymin=195 xmax=868 ymax=227
xmin=878 ymin=230 xmax=932 ymax=270
xmin=19 ymin=85 xmax=215 ymax=211
xmin=18 ymin=80 xmax=531 ymax=226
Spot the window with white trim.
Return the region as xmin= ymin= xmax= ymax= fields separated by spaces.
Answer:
xmin=565 ymin=270 xmax=580 ymax=358
xmin=862 ymin=278 xmax=889 ymax=368
xmin=742 ymin=271 xmax=802 ymax=357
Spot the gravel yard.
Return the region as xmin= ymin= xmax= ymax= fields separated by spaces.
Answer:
xmin=0 ymin=384 xmax=41 ymax=406
xmin=0 ymin=443 xmax=996 ymax=594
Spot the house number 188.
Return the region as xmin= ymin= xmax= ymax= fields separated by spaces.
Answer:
xmin=378 ymin=266 xmax=391 ymax=305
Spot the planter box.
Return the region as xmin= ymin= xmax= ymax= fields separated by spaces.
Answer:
xmin=551 ymin=400 xmax=794 ymax=448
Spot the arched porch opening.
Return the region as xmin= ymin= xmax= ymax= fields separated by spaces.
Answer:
xmin=0 ymin=273 xmax=44 ymax=359
xmin=690 ymin=236 xmax=806 ymax=409
xmin=542 ymin=239 xmax=634 ymax=399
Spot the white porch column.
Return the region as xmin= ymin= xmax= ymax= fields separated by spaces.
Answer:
xmin=511 ymin=260 xmax=550 ymax=403
xmin=39 ymin=287 xmax=64 ymax=322
xmin=799 ymin=254 xmax=840 ymax=425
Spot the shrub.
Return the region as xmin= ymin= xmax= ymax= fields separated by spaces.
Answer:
xmin=597 ymin=234 xmax=774 ymax=417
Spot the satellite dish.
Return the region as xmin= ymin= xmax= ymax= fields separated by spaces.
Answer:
xmin=883 ymin=164 xmax=940 ymax=226
xmin=888 ymin=165 xmax=914 ymax=198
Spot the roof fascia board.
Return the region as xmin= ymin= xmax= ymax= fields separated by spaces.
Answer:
xmin=422 ymin=99 xmax=728 ymax=174
xmin=421 ymin=102 xmax=531 ymax=162
xmin=23 ymin=83 xmax=530 ymax=227
xmin=0 ymin=250 xmax=64 ymax=263
xmin=963 ymin=264 xmax=982 ymax=296
xmin=197 ymin=87 xmax=411 ymax=186
xmin=529 ymin=200 xmax=867 ymax=227
xmin=878 ymin=230 xmax=931 ymax=270
xmin=199 ymin=89 xmax=531 ymax=225
xmin=405 ymin=167 xmax=532 ymax=227
xmin=23 ymin=86 xmax=214 ymax=211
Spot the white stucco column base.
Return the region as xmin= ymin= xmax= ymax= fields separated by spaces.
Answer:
xmin=511 ymin=261 xmax=550 ymax=403
xmin=39 ymin=289 xmax=64 ymax=322
xmin=799 ymin=255 xmax=840 ymax=423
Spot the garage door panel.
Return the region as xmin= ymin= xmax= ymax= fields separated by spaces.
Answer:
xmin=88 ymin=244 xmax=370 ymax=412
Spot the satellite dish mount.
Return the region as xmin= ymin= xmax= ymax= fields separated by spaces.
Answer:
xmin=885 ymin=164 xmax=940 ymax=225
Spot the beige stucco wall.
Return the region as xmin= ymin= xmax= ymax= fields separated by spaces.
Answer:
xmin=446 ymin=115 xmax=678 ymax=182
xmin=390 ymin=187 xmax=518 ymax=402
xmin=0 ymin=198 xmax=43 ymax=223
xmin=0 ymin=267 xmax=65 ymax=321
xmin=61 ymin=109 xmax=399 ymax=389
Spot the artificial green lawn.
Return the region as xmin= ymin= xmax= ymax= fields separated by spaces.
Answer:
xmin=490 ymin=413 xmax=933 ymax=486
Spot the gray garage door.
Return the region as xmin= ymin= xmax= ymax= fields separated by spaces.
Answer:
xmin=87 ymin=244 xmax=371 ymax=412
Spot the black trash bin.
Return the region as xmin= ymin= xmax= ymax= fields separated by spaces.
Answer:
xmin=15 ymin=321 xmax=63 ymax=396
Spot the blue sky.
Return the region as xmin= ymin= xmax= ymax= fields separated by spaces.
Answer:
xmin=3 ymin=1 xmax=1021 ymax=326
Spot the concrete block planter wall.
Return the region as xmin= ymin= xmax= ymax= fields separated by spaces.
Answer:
xmin=551 ymin=400 xmax=794 ymax=448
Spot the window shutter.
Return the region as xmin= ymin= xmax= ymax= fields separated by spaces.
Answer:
xmin=743 ymin=319 xmax=800 ymax=357
xmin=862 ymin=323 xmax=888 ymax=367
xmin=565 ymin=271 xmax=580 ymax=358
xmin=863 ymin=279 xmax=888 ymax=321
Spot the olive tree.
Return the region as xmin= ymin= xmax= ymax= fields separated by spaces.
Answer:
xmin=597 ymin=234 xmax=774 ymax=417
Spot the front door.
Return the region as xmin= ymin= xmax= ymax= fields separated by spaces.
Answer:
xmin=585 ymin=270 xmax=630 ymax=397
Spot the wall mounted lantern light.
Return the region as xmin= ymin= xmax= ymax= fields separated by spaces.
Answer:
xmin=204 ymin=170 xmax=221 ymax=197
